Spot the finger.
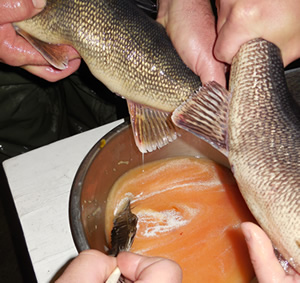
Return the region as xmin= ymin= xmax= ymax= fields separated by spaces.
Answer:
xmin=0 ymin=0 xmax=46 ymax=24
xmin=216 ymin=0 xmax=236 ymax=32
xmin=157 ymin=0 xmax=226 ymax=86
xmin=156 ymin=0 xmax=171 ymax=27
xmin=117 ymin=252 xmax=182 ymax=283
xmin=214 ymin=0 xmax=259 ymax=64
xmin=0 ymin=23 xmax=48 ymax=66
xmin=180 ymin=10 xmax=226 ymax=86
xmin=182 ymin=9 xmax=226 ymax=87
xmin=0 ymin=23 xmax=81 ymax=81
xmin=23 ymin=57 xmax=81 ymax=82
xmin=55 ymin=250 xmax=117 ymax=283
xmin=214 ymin=18 xmax=254 ymax=64
xmin=241 ymin=222 xmax=286 ymax=283
xmin=197 ymin=57 xmax=226 ymax=87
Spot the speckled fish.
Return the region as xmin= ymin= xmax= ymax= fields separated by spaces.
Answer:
xmin=12 ymin=0 xmax=201 ymax=153
xmin=172 ymin=38 xmax=300 ymax=273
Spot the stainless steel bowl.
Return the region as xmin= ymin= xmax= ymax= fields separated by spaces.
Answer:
xmin=70 ymin=120 xmax=228 ymax=252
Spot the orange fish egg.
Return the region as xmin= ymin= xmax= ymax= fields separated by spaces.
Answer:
xmin=105 ymin=156 xmax=256 ymax=282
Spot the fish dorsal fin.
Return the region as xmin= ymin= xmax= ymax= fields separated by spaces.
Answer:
xmin=172 ymin=81 xmax=230 ymax=156
xmin=127 ymin=101 xmax=177 ymax=153
xmin=14 ymin=26 xmax=69 ymax=70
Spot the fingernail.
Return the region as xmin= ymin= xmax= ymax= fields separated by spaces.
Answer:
xmin=32 ymin=0 xmax=46 ymax=9
xmin=241 ymin=224 xmax=252 ymax=242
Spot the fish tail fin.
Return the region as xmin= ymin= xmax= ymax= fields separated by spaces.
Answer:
xmin=127 ymin=101 xmax=177 ymax=153
xmin=172 ymin=81 xmax=230 ymax=156
xmin=14 ymin=25 xmax=69 ymax=70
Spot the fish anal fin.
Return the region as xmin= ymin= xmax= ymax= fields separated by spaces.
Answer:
xmin=172 ymin=81 xmax=230 ymax=156
xmin=14 ymin=26 xmax=69 ymax=70
xmin=127 ymin=101 xmax=177 ymax=153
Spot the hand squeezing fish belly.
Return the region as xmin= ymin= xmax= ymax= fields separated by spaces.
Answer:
xmin=13 ymin=0 xmax=300 ymax=274
xmin=12 ymin=0 xmax=201 ymax=153
xmin=172 ymin=38 xmax=300 ymax=273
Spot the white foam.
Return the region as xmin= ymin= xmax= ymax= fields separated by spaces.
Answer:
xmin=136 ymin=205 xmax=199 ymax=238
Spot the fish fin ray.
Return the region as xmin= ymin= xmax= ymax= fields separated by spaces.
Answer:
xmin=127 ymin=101 xmax=177 ymax=153
xmin=172 ymin=81 xmax=230 ymax=156
xmin=14 ymin=26 xmax=69 ymax=70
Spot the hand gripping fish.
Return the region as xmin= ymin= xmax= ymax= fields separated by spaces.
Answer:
xmin=12 ymin=0 xmax=201 ymax=153
xmin=172 ymin=38 xmax=300 ymax=273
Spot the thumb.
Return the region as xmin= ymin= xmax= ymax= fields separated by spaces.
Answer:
xmin=0 ymin=0 xmax=46 ymax=24
xmin=117 ymin=252 xmax=182 ymax=283
xmin=55 ymin=250 xmax=117 ymax=283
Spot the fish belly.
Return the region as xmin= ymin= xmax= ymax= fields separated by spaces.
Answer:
xmin=14 ymin=0 xmax=200 ymax=111
xmin=228 ymin=39 xmax=300 ymax=272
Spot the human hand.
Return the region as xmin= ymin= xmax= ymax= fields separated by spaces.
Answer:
xmin=117 ymin=251 xmax=182 ymax=282
xmin=241 ymin=222 xmax=300 ymax=283
xmin=215 ymin=0 xmax=300 ymax=67
xmin=55 ymin=250 xmax=182 ymax=283
xmin=157 ymin=0 xmax=226 ymax=87
xmin=0 ymin=0 xmax=80 ymax=81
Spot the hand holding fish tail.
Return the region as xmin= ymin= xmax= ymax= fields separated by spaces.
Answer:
xmin=215 ymin=0 xmax=300 ymax=66
xmin=157 ymin=0 xmax=226 ymax=87
xmin=172 ymin=38 xmax=300 ymax=274
xmin=241 ymin=222 xmax=300 ymax=283
xmin=0 ymin=0 xmax=80 ymax=81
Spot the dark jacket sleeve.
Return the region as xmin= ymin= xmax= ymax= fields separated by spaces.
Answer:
xmin=0 ymin=63 xmax=127 ymax=161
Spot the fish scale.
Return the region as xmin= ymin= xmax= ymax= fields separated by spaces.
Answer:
xmin=172 ymin=38 xmax=300 ymax=273
xmin=15 ymin=0 xmax=200 ymax=108
xmin=14 ymin=0 xmax=201 ymax=152
xmin=229 ymin=40 xmax=300 ymax=271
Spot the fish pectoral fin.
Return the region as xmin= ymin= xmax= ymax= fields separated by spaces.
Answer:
xmin=172 ymin=81 xmax=230 ymax=156
xmin=127 ymin=101 xmax=177 ymax=153
xmin=14 ymin=26 xmax=69 ymax=70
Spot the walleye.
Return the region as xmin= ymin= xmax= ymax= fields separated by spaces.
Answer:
xmin=12 ymin=0 xmax=201 ymax=153
xmin=172 ymin=38 xmax=300 ymax=273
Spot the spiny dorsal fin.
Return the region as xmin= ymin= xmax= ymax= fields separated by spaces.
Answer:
xmin=14 ymin=25 xmax=69 ymax=70
xmin=172 ymin=81 xmax=230 ymax=156
xmin=127 ymin=101 xmax=177 ymax=153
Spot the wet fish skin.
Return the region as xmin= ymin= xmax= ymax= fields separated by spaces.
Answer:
xmin=13 ymin=0 xmax=201 ymax=152
xmin=13 ymin=0 xmax=200 ymax=112
xmin=172 ymin=38 xmax=300 ymax=272
xmin=228 ymin=39 xmax=300 ymax=272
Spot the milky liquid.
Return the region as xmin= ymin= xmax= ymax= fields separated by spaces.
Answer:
xmin=104 ymin=156 xmax=255 ymax=282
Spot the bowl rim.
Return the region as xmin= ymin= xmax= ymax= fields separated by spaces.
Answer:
xmin=69 ymin=120 xmax=131 ymax=252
